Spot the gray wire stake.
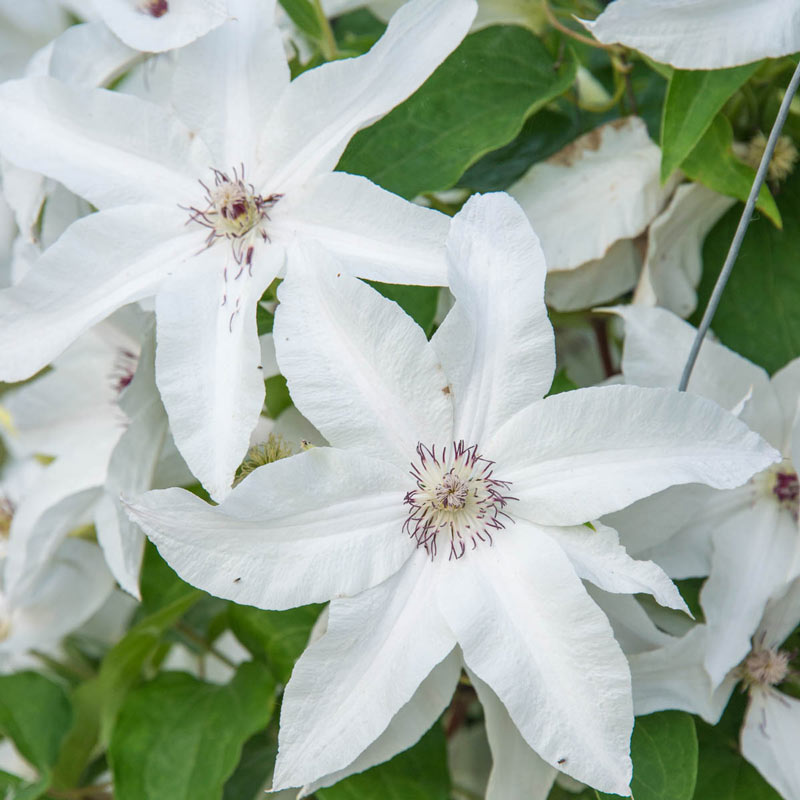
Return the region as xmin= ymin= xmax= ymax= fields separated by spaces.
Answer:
xmin=678 ymin=59 xmax=800 ymax=392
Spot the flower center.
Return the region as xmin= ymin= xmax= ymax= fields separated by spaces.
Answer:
xmin=755 ymin=460 xmax=800 ymax=518
xmin=187 ymin=167 xmax=281 ymax=272
xmin=139 ymin=0 xmax=169 ymax=17
xmin=404 ymin=441 xmax=515 ymax=560
xmin=741 ymin=645 xmax=792 ymax=689
xmin=110 ymin=348 xmax=138 ymax=395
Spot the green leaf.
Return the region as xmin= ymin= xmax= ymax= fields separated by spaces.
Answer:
xmin=368 ymin=281 xmax=439 ymax=336
xmin=661 ymin=64 xmax=759 ymax=180
xmin=51 ymin=590 xmax=201 ymax=789
xmin=337 ymin=25 xmax=577 ymax=199
xmin=547 ymin=369 xmax=578 ymax=396
xmin=680 ymin=114 xmax=781 ymax=227
xmin=597 ymin=711 xmax=698 ymax=800
xmin=222 ymin=727 xmax=277 ymax=800
xmin=229 ymin=603 xmax=322 ymax=684
xmin=0 ymin=672 xmax=72 ymax=774
xmin=692 ymin=164 xmax=800 ymax=374
xmin=278 ymin=0 xmax=322 ymax=42
xmin=316 ymin=725 xmax=450 ymax=800
xmin=256 ymin=303 xmax=274 ymax=336
xmin=264 ymin=374 xmax=292 ymax=419
xmin=111 ymin=661 xmax=275 ymax=800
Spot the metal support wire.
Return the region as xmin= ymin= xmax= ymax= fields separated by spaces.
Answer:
xmin=678 ymin=59 xmax=800 ymax=392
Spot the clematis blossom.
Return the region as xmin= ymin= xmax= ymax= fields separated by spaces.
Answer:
xmin=127 ymin=192 xmax=777 ymax=796
xmin=581 ymin=0 xmax=800 ymax=69
xmin=0 ymin=0 xmax=476 ymax=501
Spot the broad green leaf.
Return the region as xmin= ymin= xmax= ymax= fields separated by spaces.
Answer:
xmin=661 ymin=64 xmax=759 ymax=180
xmin=111 ymin=662 xmax=275 ymax=800
xmin=222 ymin=727 xmax=277 ymax=800
xmin=692 ymin=165 xmax=800 ymax=374
xmin=681 ymin=114 xmax=781 ymax=227
xmin=368 ymin=281 xmax=439 ymax=336
xmin=51 ymin=590 xmax=201 ymax=789
xmin=256 ymin=303 xmax=274 ymax=336
xmin=459 ymin=108 xmax=578 ymax=192
xmin=228 ymin=603 xmax=322 ymax=684
xmin=338 ymin=25 xmax=577 ymax=199
xmin=597 ymin=711 xmax=697 ymax=800
xmin=0 ymin=673 xmax=72 ymax=774
xmin=278 ymin=0 xmax=322 ymax=43
xmin=316 ymin=725 xmax=450 ymax=800
xmin=264 ymin=374 xmax=292 ymax=419
xmin=136 ymin=540 xmax=197 ymax=618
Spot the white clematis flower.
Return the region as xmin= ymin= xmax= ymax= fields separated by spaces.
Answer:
xmin=127 ymin=193 xmax=777 ymax=796
xmin=606 ymin=306 xmax=800 ymax=689
xmin=0 ymin=0 xmax=476 ymax=501
xmin=581 ymin=0 xmax=800 ymax=70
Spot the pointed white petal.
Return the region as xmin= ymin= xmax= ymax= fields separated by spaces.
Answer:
xmin=273 ymin=554 xmax=457 ymax=788
xmin=302 ymin=648 xmax=462 ymax=794
xmin=47 ymin=20 xmax=138 ymax=87
xmin=469 ymin=671 xmax=558 ymax=800
xmin=488 ymin=385 xmax=778 ymax=527
xmin=742 ymin=689 xmax=800 ymax=799
xmin=581 ymin=0 xmax=800 ymax=69
xmin=275 ymin=244 xmax=453 ymax=469
xmin=634 ymin=183 xmax=735 ymax=318
xmin=436 ymin=525 xmax=633 ymax=795
xmin=125 ymin=447 xmax=412 ymax=610
xmin=430 ymin=193 xmax=555 ymax=445
xmin=701 ymin=502 xmax=796 ymax=686
xmin=0 ymin=205 xmax=192 ymax=382
xmin=2 ymin=539 xmax=114 ymax=658
xmin=612 ymin=305 xmax=782 ymax=444
xmin=545 ymin=239 xmax=641 ymax=312
xmin=629 ymin=626 xmax=736 ymax=724
xmin=546 ymin=521 xmax=687 ymax=612
xmin=0 ymin=77 xmax=212 ymax=209
xmin=273 ymin=172 xmax=449 ymax=285
xmin=98 ymin=0 xmax=228 ymax=52
xmin=256 ymin=0 xmax=476 ymax=189
xmin=770 ymin=357 xmax=800 ymax=454
xmin=170 ymin=0 xmax=289 ymax=168
xmin=95 ymin=329 xmax=168 ymax=598
xmin=508 ymin=118 xmax=673 ymax=271
xmin=155 ymin=244 xmax=283 ymax=501
xmin=758 ymin=576 xmax=800 ymax=648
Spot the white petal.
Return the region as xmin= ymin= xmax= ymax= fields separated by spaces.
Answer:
xmin=170 ymin=0 xmax=289 ymax=168
xmin=581 ymin=0 xmax=800 ymax=69
xmin=95 ymin=329 xmax=168 ymax=597
xmin=273 ymin=553 xmax=457 ymax=788
xmin=436 ymin=525 xmax=633 ymax=795
xmin=758 ymin=576 xmax=800 ymax=648
xmin=302 ymin=648 xmax=462 ymax=794
xmin=430 ymin=192 xmax=555 ymax=445
xmin=545 ymin=239 xmax=641 ymax=312
xmin=629 ymin=625 xmax=736 ymax=724
xmin=469 ymin=671 xmax=557 ymax=800
xmin=612 ymin=305 xmax=782 ymax=444
xmin=0 ymin=77 xmax=211 ymax=209
xmin=770 ymin=357 xmax=800 ymax=454
xmin=701 ymin=501 xmax=796 ymax=686
xmin=488 ymin=385 xmax=779 ymax=527
xmin=256 ymin=0 xmax=477 ymax=190
xmin=634 ymin=183 xmax=735 ymax=318
xmin=508 ymin=118 xmax=673 ymax=271
xmin=125 ymin=447 xmax=412 ymax=610
xmin=742 ymin=689 xmax=800 ymax=799
xmin=2 ymin=539 xmax=114 ymax=656
xmin=545 ymin=521 xmax=687 ymax=612
xmin=47 ymin=20 xmax=138 ymax=87
xmin=273 ymin=171 xmax=449 ymax=285
xmin=275 ymin=244 xmax=453 ymax=469
xmin=155 ymin=244 xmax=283 ymax=501
xmin=97 ymin=0 xmax=228 ymax=52
xmin=0 ymin=205 xmax=191 ymax=382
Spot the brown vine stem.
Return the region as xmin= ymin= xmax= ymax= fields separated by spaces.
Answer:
xmin=541 ymin=0 xmax=617 ymax=51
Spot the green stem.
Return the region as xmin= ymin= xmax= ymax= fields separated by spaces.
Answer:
xmin=311 ymin=0 xmax=339 ymax=61
xmin=174 ymin=622 xmax=238 ymax=669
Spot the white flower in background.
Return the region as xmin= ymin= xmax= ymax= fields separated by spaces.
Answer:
xmin=0 ymin=0 xmax=476 ymax=502
xmin=127 ymin=193 xmax=777 ymax=796
xmin=605 ymin=306 xmax=800 ymax=689
xmin=508 ymin=117 xmax=678 ymax=312
xmin=631 ymin=579 xmax=800 ymax=800
xmin=580 ymin=0 xmax=800 ymax=69
xmin=0 ymin=0 xmax=69 ymax=82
